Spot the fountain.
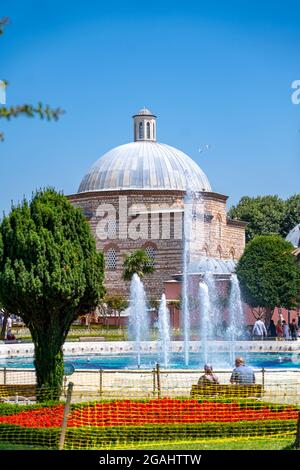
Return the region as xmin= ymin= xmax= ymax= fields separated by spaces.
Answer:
xmin=198 ymin=281 xmax=211 ymax=364
xmin=157 ymin=294 xmax=171 ymax=368
xmin=128 ymin=273 xmax=149 ymax=367
xmin=182 ymin=184 xmax=206 ymax=366
xmin=204 ymin=271 xmax=221 ymax=337
xmin=227 ymin=274 xmax=245 ymax=364
xmin=182 ymin=188 xmax=193 ymax=366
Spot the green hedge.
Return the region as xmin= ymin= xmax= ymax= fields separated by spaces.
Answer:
xmin=0 ymin=401 xmax=60 ymax=416
xmin=1 ymin=398 xmax=298 ymax=417
xmin=64 ymin=420 xmax=297 ymax=449
xmin=0 ymin=424 xmax=60 ymax=448
xmin=0 ymin=419 xmax=297 ymax=450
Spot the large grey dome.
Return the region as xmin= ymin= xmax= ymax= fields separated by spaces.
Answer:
xmin=286 ymin=223 xmax=300 ymax=248
xmin=78 ymin=109 xmax=211 ymax=194
xmin=78 ymin=141 xmax=211 ymax=193
xmin=78 ymin=142 xmax=211 ymax=193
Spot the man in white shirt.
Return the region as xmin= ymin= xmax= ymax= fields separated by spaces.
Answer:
xmin=6 ymin=316 xmax=13 ymax=339
xmin=252 ymin=318 xmax=267 ymax=340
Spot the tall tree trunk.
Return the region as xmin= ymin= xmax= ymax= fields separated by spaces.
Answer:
xmin=264 ymin=307 xmax=274 ymax=327
xmin=32 ymin=328 xmax=65 ymax=402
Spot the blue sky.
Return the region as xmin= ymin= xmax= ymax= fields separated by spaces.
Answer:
xmin=0 ymin=0 xmax=299 ymax=214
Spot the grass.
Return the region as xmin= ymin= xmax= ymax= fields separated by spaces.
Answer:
xmin=121 ymin=437 xmax=296 ymax=450
xmin=0 ymin=442 xmax=54 ymax=450
xmin=0 ymin=438 xmax=295 ymax=451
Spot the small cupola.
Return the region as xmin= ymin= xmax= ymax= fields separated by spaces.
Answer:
xmin=132 ymin=107 xmax=157 ymax=142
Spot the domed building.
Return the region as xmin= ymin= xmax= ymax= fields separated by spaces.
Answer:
xmin=286 ymin=223 xmax=300 ymax=261
xmin=69 ymin=108 xmax=246 ymax=299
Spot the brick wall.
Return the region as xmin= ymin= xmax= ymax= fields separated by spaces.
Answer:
xmin=68 ymin=190 xmax=246 ymax=299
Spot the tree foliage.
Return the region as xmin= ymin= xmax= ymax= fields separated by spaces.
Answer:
xmin=228 ymin=196 xmax=286 ymax=243
xmin=280 ymin=194 xmax=300 ymax=238
xmin=104 ymin=295 xmax=128 ymax=312
xmin=98 ymin=294 xmax=128 ymax=328
xmin=0 ymin=16 xmax=63 ymax=141
xmin=236 ymin=235 xmax=300 ymax=323
xmin=123 ymin=249 xmax=155 ymax=281
xmin=0 ymin=189 xmax=105 ymax=399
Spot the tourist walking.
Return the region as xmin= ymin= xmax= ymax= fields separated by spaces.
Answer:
xmin=230 ymin=357 xmax=255 ymax=384
xmin=252 ymin=318 xmax=267 ymax=340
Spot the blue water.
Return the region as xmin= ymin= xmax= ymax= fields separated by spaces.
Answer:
xmin=1 ymin=351 xmax=299 ymax=370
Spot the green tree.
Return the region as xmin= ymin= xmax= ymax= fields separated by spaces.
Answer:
xmin=228 ymin=196 xmax=286 ymax=243
xmin=236 ymin=235 xmax=300 ymax=324
xmin=0 ymin=17 xmax=63 ymax=141
xmin=98 ymin=294 xmax=128 ymax=328
xmin=0 ymin=189 xmax=105 ymax=400
xmin=123 ymin=249 xmax=155 ymax=281
xmin=280 ymin=194 xmax=300 ymax=238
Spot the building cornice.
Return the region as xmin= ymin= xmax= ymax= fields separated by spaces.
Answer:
xmin=226 ymin=218 xmax=248 ymax=228
xmin=68 ymin=189 xmax=229 ymax=202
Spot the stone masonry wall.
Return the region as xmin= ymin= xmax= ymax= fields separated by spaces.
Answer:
xmin=68 ymin=190 xmax=246 ymax=299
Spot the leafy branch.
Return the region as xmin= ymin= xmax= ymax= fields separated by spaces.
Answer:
xmin=0 ymin=16 xmax=64 ymax=140
xmin=0 ymin=16 xmax=9 ymax=35
xmin=0 ymin=104 xmax=65 ymax=140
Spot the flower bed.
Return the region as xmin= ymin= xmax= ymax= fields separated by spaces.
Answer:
xmin=0 ymin=398 xmax=298 ymax=428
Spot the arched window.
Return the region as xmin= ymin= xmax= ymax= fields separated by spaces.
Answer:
xmin=139 ymin=122 xmax=143 ymax=139
xmin=147 ymin=122 xmax=150 ymax=139
xmin=106 ymin=248 xmax=117 ymax=270
xmin=229 ymin=248 xmax=235 ymax=260
xmin=217 ymin=245 xmax=222 ymax=259
xmin=144 ymin=245 xmax=156 ymax=267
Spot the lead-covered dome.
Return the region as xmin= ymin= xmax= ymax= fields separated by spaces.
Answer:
xmin=78 ymin=109 xmax=211 ymax=194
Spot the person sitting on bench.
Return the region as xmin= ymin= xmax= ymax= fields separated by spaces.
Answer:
xmin=230 ymin=357 xmax=255 ymax=384
xmin=198 ymin=364 xmax=219 ymax=385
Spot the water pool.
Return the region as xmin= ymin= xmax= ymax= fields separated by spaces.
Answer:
xmin=1 ymin=351 xmax=299 ymax=370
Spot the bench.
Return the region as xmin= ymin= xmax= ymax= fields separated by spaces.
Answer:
xmin=0 ymin=384 xmax=36 ymax=399
xmin=190 ymin=383 xmax=263 ymax=398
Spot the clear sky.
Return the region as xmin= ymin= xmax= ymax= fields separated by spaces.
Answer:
xmin=1 ymin=0 xmax=299 ymax=214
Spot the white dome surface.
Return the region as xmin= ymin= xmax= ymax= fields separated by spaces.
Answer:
xmin=286 ymin=223 xmax=300 ymax=248
xmin=78 ymin=141 xmax=211 ymax=193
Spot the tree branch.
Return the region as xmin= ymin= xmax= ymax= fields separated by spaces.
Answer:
xmin=0 ymin=103 xmax=65 ymax=140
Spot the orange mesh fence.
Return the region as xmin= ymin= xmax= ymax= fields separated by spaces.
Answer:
xmin=0 ymin=367 xmax=299 ymax=449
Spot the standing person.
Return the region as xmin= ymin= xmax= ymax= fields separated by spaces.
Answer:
xmin=6 ymin=315 xmax=12 ymax=339
xmin=289 ymin=319 xmax=298 ymax=340
xmin=267 ymin=319 xmax=277 ymax=338
xmin=282 ymin=320 xmax=290 ymax=339
xmin=276 ymin=320 xmax=283 ymax=339
xmin=230 ymin=357 xmax=255 ymax=384
xmin=252 ymin=318 xmax=267 ymax=340
xmin=198 ymin=364 xmax=219 ymax=385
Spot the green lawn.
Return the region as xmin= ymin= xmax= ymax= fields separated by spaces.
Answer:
xmin=0 ymin=442 xmax=53 ymax=450
xmin=0 ymin=438 xmax=296 ymax=451
xmin=122 ymin=438 xmax=295 ymax=450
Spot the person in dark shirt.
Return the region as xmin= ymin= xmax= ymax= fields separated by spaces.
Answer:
xmin=289 ymin=319 xmax=298 ymax=340
xmin=230 ymin=357 xmax=255 ymax=384
xmin=267 ymin=319 xmax=277 ymax=338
